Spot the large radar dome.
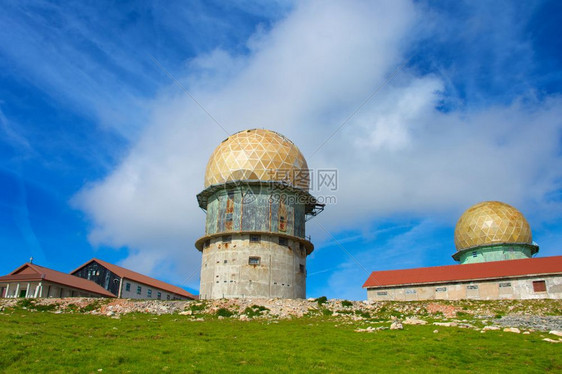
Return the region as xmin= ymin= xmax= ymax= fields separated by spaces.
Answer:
xmin=204 ymin=129 xmax=309 ymax=189
xmin=454 ymin=201 xmax=532 ymax=251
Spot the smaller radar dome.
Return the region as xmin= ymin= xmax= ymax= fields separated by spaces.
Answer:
xmin=454 ymin=201 xmax=532 ymax=251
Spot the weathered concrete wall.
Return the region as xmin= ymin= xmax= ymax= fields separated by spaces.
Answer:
xmin=198 ymin=182 xmax=313 ymax=300
xmin=366 ymin=274 xmax=562 ymax=301
xmin=200 ymin=234 xmax=307 ymax=299
xmin=204 ymin=188 xmax=306 ymax=238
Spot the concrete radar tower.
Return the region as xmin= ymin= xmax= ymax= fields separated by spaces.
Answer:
xmin=195 ymin=129 xmax=324 ymax=299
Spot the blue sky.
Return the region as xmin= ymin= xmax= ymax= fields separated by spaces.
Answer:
xmin=1 ymin=0 xmax=561 ymax=299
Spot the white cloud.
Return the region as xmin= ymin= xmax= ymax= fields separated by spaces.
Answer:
xmin=74 ymin=0 xmax=562 ymax=295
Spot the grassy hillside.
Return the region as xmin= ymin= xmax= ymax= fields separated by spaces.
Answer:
xmin=0 ymin=302 xmax=561 ymax=373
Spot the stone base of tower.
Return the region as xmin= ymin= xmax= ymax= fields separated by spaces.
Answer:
xmin=199 ymin=234 xmax=308 ymax=300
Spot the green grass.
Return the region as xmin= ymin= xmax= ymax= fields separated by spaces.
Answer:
xmin=0 ymin=309 xmax=560 ymax=373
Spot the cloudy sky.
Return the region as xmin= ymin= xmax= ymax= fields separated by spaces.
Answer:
xmin=1 ymin=0 xmax=561 ymax=299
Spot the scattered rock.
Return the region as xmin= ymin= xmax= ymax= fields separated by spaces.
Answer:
xmin=543 ymin=338 xmax=561 ymax=343
xmin=503 ymin=327 xmax=521 ymax=334
xmin=2 ymin=298 xmax=560 ymax=332
xmin=390 ymin=321 xmax=403 ymax=330
xmin=549 ymin=330 xmax=562 ymax=337
xmin=355 ymin=327 xmax=375 ymax=333
xmin=482 ymin=326 xmax=501 ymax=331
xmin=433 ymin=329 xmax=439 ymax=334
xmin=495 ymin=316 xmax=562 ymax=332
xmin=433 ymin=322 xmax=457 ymax=327
xmin=403 ymin=317 xmax=427 ymax=325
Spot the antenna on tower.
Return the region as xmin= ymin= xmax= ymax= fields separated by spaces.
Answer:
xmin=29 ymin=257 xmax=33 ymax=264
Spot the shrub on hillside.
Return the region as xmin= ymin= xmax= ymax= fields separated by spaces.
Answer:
xmin=216 ymin=308 xmax=234 ymax=317
xmin=315 ymin=296 xmax=328 ymax=306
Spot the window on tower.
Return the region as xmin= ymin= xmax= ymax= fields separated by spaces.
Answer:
xmin=250 ymin=234 xmax=261 ymax=243
xmin=249 ymin=257 xmax=261 ymax=266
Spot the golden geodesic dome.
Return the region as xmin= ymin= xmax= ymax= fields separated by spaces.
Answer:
xmin=454 ymin=201 xmax=532 ymax=251
xmin=204 ymin=129 xmax=309 ymax=189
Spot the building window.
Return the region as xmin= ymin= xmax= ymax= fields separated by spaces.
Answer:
xmin=472 ymin=251 xmax=477 ymax=257
xmin=466 ymin=285 xmax=479 ymax=290
xmin=533 ymin=280 xmax=546 ymax=292
xmin=435 ymin=287 xmax=447 ymax=292
xmin=167 ymin=294 xmax=170 ymax=300
xmin=157 ymin=292 xmax=162 ymax=300
xmin=299 ymin=264 xmax=305 ymax=273
xmin=279 ymin=237 xmax=288 ymax=246
xmin=376 ymin=291 xmax=387 ymax=296
xmin=125 ymin=283 xmax=131 ymax=292
xmin=250 ymin=234 xmax=261 ymax=243
xmin=147 ymin=289 xmax=152 ymax=298
xmin=499 ymin=282 xmax=512 ymax=288
xmin=405 ymin=289 xmax=416 ymax=294
xmin=224 ymin=260 xmax=228 ymax=264
xmin=249 ymin=257 xmax=261 ymax=265
xmin=222 ymin=235 xmax=232 ymax=243
xmin=137 ymin=286 xmax=142 ymax=295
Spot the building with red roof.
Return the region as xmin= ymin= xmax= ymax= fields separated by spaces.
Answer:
xmin=363 ymin=256 xmax=562 ymax=301
xmin=71 ymin=258 xmax=197 ymax=300
xmin=1 ymin=258 xmax=197 ymax=300
xmin=0 ymin=263 xmax=115 ymax=298
xmin=363 ymin=201 xmax=562 ymax=301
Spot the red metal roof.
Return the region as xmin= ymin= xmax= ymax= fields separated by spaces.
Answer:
xmin=0 ymin=263 xmax=116 ymax=297
xmin=363 ymin=256 xmax=562 ymax=288
xmin=71 ymin=258 xmax=197 ymax=299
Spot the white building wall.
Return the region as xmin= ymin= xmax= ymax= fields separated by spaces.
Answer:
xmin=118 ymin=278 xmax=187 ymax=300
xmin=1 ymin=281 xmax=107 ymax=298
xmin=366 ymin=274 xmax=562 ymax=301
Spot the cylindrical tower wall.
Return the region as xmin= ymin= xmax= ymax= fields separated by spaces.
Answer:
xmin=204 ymin=186 xmax=306 ymax=238
xmin=454 ymin=243 xmax=538 ymax=264
xmin=199 ymin=234 xmax=307 ymax=299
